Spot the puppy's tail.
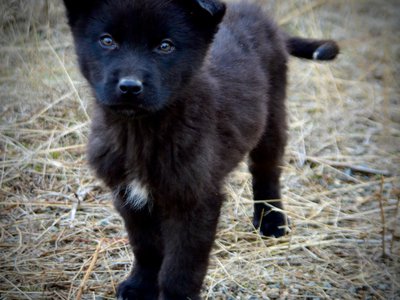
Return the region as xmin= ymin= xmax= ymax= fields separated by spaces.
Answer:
xmin=286 ymin=36 xmax=339 ymax=61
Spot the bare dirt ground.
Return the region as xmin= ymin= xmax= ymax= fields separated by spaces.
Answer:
xmin=1 ymin=0 xmax=399 ymax=299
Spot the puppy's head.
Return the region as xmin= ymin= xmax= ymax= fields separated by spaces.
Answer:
xmin=63 ymin=0 xmax=226 ymax=118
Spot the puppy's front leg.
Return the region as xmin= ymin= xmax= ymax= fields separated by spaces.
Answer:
xmin=158 ymin=194 xmax=223 ymax=300
xmin=114 ymin=193 xmax=163 ymax=300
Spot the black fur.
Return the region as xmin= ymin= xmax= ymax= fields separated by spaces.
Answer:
xmin=286 ymin=37 xmax=339 ymax=60
xmin=62 ymin=0 xmax=338 ymax=298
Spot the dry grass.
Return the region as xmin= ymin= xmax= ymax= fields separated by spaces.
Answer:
xmin=1 ymin=0 xmax=399 ymax=299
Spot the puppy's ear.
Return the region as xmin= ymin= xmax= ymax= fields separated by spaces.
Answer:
xmin=63 ymin=0 xmax=99 ymax=26
xmin=179 ymin=0 xmax=226 ymax=25
xmin=194 ymin=0 xmax=226 ymax=22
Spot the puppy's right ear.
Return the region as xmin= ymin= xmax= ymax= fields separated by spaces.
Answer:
xmin=63 ymin=0 xmax=99 ymax=26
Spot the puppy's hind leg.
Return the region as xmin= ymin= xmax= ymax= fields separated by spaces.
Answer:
xmin=249 ymin=82 xmax=289 ymax=237
xmin=250 ymin=126 xmax=288 ymax=237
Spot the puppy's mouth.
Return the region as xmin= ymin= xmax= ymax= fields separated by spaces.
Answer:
xmin=104 ymin=104 xmax=152 ymax=118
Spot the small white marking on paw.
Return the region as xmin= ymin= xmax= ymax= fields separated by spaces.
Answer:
xmin=125 ymin=179 xmax=149 ymax=210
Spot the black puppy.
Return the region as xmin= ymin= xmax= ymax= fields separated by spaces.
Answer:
xmin=62 ymin=0 xmax=338 ymax=299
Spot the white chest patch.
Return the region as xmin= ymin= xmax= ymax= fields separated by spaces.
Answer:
xmin=125 ymin=179 xmax=150 ymax=210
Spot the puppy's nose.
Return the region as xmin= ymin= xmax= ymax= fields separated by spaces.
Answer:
xmin=118 ymin=78 xmax=143 ymax=95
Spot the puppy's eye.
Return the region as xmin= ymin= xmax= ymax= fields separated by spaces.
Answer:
xmin=99 ymin=34 xmax=117 ymax=49
xmin=156 ymin=40 xmax=175 ymax=54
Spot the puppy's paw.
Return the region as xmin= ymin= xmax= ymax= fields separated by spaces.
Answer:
xmin=253 ymin=207 xmax=289 ymax=238
xmin=116 ymin=276 xmax=158 ymax=300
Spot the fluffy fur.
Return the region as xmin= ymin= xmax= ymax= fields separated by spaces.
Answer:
xmin=63 ymin=0 xmax=338 ymax=299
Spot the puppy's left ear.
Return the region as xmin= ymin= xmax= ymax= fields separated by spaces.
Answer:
xmin=194 ymin=0 xmax=226 ymax=22
xmin=180 ymin=0 xmax=226 ymax=26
